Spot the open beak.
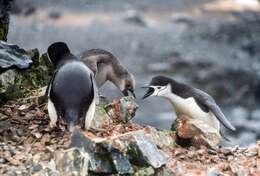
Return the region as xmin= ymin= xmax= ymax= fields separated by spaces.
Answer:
xmin=141 ymin=86 xmax=155 ymax=99
xmin=122 ymin=88 xmax=136 ymax=98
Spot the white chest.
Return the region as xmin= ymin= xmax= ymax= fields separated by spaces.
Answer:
xmin=165 ymin=94 xmax=220 ymax=131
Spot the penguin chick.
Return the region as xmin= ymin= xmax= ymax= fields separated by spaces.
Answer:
xmin=142 ymin=75 xmax=235 ymax=142
xmin=46 ymin=42 xmax=97 ymax=130
xmin=80 ymin=49 xmax=135 ymax=97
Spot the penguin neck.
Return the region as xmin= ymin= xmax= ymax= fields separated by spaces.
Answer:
xmin=160 ymin=92 xmax=188 ymax=115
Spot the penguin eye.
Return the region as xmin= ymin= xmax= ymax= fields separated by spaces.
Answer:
xmin=157 ymin=87 xmax=162 ymax=89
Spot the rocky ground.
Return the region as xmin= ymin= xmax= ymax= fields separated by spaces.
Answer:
xmin=1 ymin=98 xmax=260 ymax=176
xmin=6 ymin=0 xmax=260 ymax=146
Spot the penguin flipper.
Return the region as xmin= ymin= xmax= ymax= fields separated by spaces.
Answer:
xmin=192 ymin=89 xmax=236 ymax=131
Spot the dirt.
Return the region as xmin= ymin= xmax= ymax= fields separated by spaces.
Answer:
xmin=0 ymin=99 xmax=260 ymax=175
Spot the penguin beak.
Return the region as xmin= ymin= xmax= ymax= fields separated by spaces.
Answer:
xmin=141 ymin=86 xmax=155 ymax=99
xmin=122 ymin=88 xmax=136 ymax=98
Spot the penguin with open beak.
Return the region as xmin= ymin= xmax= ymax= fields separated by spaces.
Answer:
xmin=80 ymin=49 xmax=135 ymax=98
xmin=142 ymin=75 xmax=235 ymax=142
xmin=46 ymin=42 xmax=98 ymax=130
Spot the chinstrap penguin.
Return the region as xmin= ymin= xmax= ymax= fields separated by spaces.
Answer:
xmin=142 ymin=75 xmax=235 ymax=143
xmin=46 ymin=42 xmax=98 ymax=130
xmin=80 ymin=49 xmax=135 ymax=97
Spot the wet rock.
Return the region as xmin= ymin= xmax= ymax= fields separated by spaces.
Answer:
xmin=10 ymin=0 xmax=36 ymax=16
xmin=0 ymin=0 xmax=12 ymax=41
xmin=174 ymin=115 xmax=221 ymax=148
xmin=104 ymin=96 xmax=138 ymax=123
xmin=231 ymin=106 xmax=249 ymax=120
xmin=70 ymin=128 xmax=167 ymax=174
xmin=54 ymin=148 xmax=89 ymax=176
xmin=144 ymin=126 xmax=176 ymax=150
xmin=123 ymin=10 xmax=147 ymax=27
xmin=251 ymin=109 xmax=260 ymax=120
xmin=0 ymin=41 xmax=32 ymax=73
xmin=134 ymin=166 xmax=155 ymax=176
xmin=49 ymin=11 xmax=62 ymax=19
xmin=206 ymin=167 xmax=220 ymax=176
xmin=126 ymin=131 xmax=167 ymax=168
xmin=70 ymin=128 xmax=133 ymax=174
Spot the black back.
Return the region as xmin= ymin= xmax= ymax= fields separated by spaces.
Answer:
xmin=50 ymin=61 xmax=94 ymax=124
xmin=47 ymin=42 xmax=94 ymax=125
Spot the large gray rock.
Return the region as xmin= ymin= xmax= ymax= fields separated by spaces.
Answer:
xmin=0 ymin=41 xmax=32 ymax=73
xmin=70 ymin=128 xmax=133 ymax=174
xmin=70 ymin=127 xmax=169 ymax=174
xmin=54 ymin=148 xmax=89 ymax=176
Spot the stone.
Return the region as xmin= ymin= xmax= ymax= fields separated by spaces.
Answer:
xmin=0 ymin=41 xmax=32 ymax=73
xmin=134 ymin=167 xmax=155 ymax=176
xmin=126 ymin=131 xmax=167 ymax=168
xmin=206 ymin=167 xmax=220 ymax=176
xmin=70 ymin=128 xmax=168 ymax=174
xmin=123 ymin=10 xmax=147 ymax=27
xmin=174 ymin=115 xmax=221 ymax=148
xmin=104 ymin=96 xmax=138 ymax=123
xmin=70 ymin=128 xmax=133 ymax=174
xmin=0 ymin=0 xmax=12 ymax=41
xmin=251 ymin=109 xmax=260 ymax=120
xmin=54 ymin=148 xmax=89 ymax=176
xmin=143 ymin=126 xmax=176 ymax=150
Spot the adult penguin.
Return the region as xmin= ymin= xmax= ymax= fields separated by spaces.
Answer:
xmin=46 ymin=42 xmax=97 ymax=130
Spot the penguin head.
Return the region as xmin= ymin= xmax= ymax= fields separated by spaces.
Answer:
xmin=142 ymin=75 xmax=173 ymax=99
xmin=47 ymin=42 xmax=71 ymax=68
xmin=118 ymin=72 xmax=135 ymax=97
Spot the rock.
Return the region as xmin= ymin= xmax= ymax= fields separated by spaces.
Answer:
xmin=134 ymin=166 xmax=155 ymax=176
xmin=0 ymin=0 xmax=12 ymax=41
xmin=206 ymin=167 xmax=220 ymax=176
xmin=104 ymin=96 xmax=138 ymax=123
xmin=0 ymin=51 xmax=52 ymax=100
xmin=126 ymin=131 xmax=167 ymax=168
xmin=11 ymin=0 xmax=36 ymax=16
xmin=70 ymin=128 xmax=133 ymax=174
xmin=123 ymin=10 xmax=147 ymax=27
xmin=54 ymin=148 xmax=89 ymax=176
xmin=90 ymin=105 xmax=110 ymax=129
xmin=0 ymin=41 xmax=32 ymax=73
xmin=251 ymin=109 xmax=260 ymax=120
xmin=174 ymin=115 xmax=221 ymax=148
xmin=231 ymin=106 xmax=249 ymax=120
xmin=70 ymin=128 xmax=168 ymax=174
xmin=144 ymin=126 xmax=176 ymax=151
xmin=147 ymin=62 xmax=172 ymax=73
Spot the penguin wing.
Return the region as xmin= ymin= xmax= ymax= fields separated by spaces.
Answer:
xmin=90 ymin=73 xmax=99 ymax=104
xmin=192 ymin=89 xmax=236 ymax=131
xmin=45 ymin=69 xmax=58 ymax=97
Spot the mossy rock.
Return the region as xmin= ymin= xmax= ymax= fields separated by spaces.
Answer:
xmin=1 ymin=50 xmax=53 ymax=100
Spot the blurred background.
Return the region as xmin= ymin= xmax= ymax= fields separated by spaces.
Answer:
xmin=7 ymin=0 xmax=260 ymax=146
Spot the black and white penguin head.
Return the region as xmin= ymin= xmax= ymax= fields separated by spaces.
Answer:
xmin=47 ymin=42 xmax=97 ymax=130
xmin=142 ymin=75 xmax=174 ymax=99
xmin=47 ymin=42 xmax=72 ymax=68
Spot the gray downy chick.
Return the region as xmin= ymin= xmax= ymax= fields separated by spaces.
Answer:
xmin=80 ymin=49 xmax=135 ymax=97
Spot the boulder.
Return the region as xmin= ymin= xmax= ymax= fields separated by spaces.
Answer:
xmin=70 ymin=127 xmax=169 ymax=174
xmin=54 ymin=148 xmax=89 ymax=176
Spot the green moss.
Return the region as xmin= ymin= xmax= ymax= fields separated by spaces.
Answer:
xmin=3 ymin=51 xmax=53 ymax=99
